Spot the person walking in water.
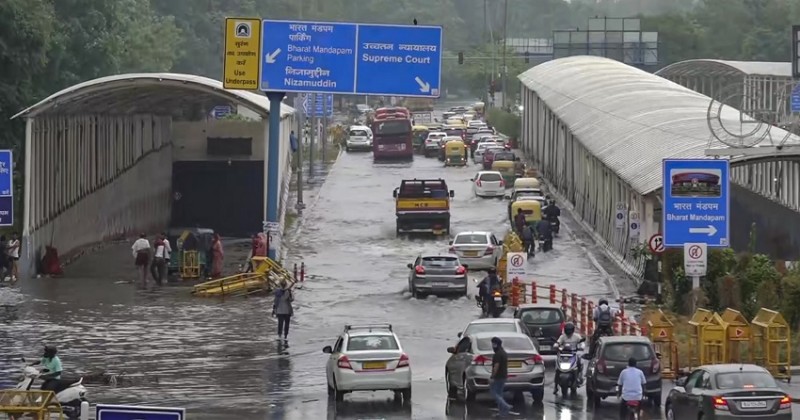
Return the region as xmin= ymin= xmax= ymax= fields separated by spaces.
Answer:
xmin=7 ymin=232 xmax=20 ymax=281
xmin=151 ymin=234 xmax=167 ymax=285
xmin=131 ymin=233 xmax=151 ymax=287
xmin=272 ymin=281 xmax=294 ymax=340
xmin=211 ymin=233 xmax=224 ymax=278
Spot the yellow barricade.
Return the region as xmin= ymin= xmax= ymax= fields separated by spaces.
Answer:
xmin=751 ymin=308 xmax=791 ymax=380
xmin=181 ymin=250 xmax=200 ymax=279
xmin=0 ymin=390 xmax=64 ymax=419
xmin=644 ymin=309 xmax=677 ymax=379
xmin=720 ymin=308 xmax=751 ymax=363
xmin=688 ymin=309 xmax=727 ymax=368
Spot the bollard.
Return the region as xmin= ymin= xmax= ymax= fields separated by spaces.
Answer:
xmin=561 ymin=288 xmax=568 ymax=308
xmin=587 ymin=301 xmax=595 ymax=336
xmin=619 ymin=300 xmax=625 ymax=318
xmin=613 ymin=316 xmax=621 ymax=335
xmin=549 ymin=284 xmax=556 ymax=304
xmin=580 ymin=297 xmax=587 ymax=333
xmin=300 ymin=262 xmax=305 ymax=282
xmin=293 ymin=263 xmax=298 ymax=282
xmin=630 ymin=320 xmax=640 ymax=335
xmin=80 ymin=401 xmax=90 ymax=420
xmin=531 ymin=281 xmax=538 ymax=303
xmin=621 ymin=318 xmax=630 ymax=335
xmin=511 ymin=277 xmax=520 ymax=307
xmin=571 ymin=293 xmax=579 ymax=323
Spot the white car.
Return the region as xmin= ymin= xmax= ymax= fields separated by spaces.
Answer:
xmin=474 ymin=145 xmax=504 ymax=165
xmin=323 ymin=324 xmax=412 ymax=402
xmin=424 ymin=132 xmax=447 ymax=157
xmin=457 ymin=318 xmax=531 ymax=339
xmin=346 ymin=125 xmax=373 ymax=151
xmin=449 ymin=231 xmax=504 ymax=270
xmin=472 ymin=171 xmax=506 ymax=197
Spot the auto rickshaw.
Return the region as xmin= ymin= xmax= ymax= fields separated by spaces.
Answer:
xmin=412 ymin=125 xmax=429 ymax=153
xmin=513 ymin=177 xmax=541 ymax=191
xmin=491 ymin=160 xmax=516 ymax=184
xmin=510 ymin=199 xmax=542 ymax=229
xmin=167 ymin=227 xmax=215 ymax=279
xmin=444 ymin=140 xmax=468 ymax=166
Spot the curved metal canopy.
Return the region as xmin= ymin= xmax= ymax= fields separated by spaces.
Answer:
xmin=656 ymin=59 xmax=792 ymax=78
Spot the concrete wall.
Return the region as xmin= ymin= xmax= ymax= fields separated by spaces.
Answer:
xmin=172 ymin=120 xmax=265 ymax=161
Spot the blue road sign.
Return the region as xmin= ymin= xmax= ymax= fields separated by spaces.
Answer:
xmin=662 ymin=159 xmax=730 ymax=248
xmin=259 ymin=20 xmax=442 ymax=97
xmin=792 ymin=84 xmax=800 ymax=113
xmin=211 ymin=105 xmax=233 ymax=119
xmin=96 ymin=404 xmax=185 ymax=420
xmin=0 ymin=150 xmax=13 ymax=227
xmin=302 ymin=93 xmax=333 ymax=117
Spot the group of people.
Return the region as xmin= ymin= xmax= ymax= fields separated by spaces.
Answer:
xmin=515 ymin=198 xmax=561 ymax=257
xmin=130 ymin=232 xmax=225 ymax=286
xmin=0 ymin=232 xmax=20 ymax=281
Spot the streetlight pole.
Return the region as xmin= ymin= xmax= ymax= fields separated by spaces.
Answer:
xmin=501 ymin=0 xmax=509 ymax=110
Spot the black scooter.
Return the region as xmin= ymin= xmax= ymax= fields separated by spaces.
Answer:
xmin=475 ymin=288 xmax=507 ymax=318
xmin=549 ymin=216 xmax=560 ymax=237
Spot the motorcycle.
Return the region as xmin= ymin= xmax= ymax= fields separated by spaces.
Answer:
xmin=549 ymin=216 xmax=560 ymax=237
xmin=555 ymin=337 xmax=586 ymax=396
xmin=538 ymin=236 xmax=553 ymax=253
xmin=584 ymin=326 xmax=614 ymax=360
xmin=12 ymin=358 xmax=88 ymax=419
xmin=474 ymin=288 xmax=507 ymax=318
xmin=617 ymin=387 xmax=643 ymax=420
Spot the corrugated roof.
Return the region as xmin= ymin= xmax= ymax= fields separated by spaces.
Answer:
xmin=656 ymin=59 xmax=792 ymax=78
xmin=12 ymin=73 xmax=295 ymax=119
xmin=518 ymin=56 xmax=800 ymax=195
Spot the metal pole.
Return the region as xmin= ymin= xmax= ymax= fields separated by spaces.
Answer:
xmin=308 ymin=93 xmax=315 ymax=179
xmin=265 ymin=92 xmax=285 ymax=261
xmin=483 ymin=0 xmax=488 ymax=103
xmin=502 ymin=0 xmax=508 ymax=109
xmin=322 ymin=113 xmax=328 ymax=163
xmin=293 ymin=95 xmax=305 ymax=210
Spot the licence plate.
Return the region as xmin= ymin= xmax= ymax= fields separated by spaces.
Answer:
xmin=740 ymin=401 xmax=767 ymax=408
xmin=494 ymin=297 xmax=502 ymax=303
xmin=539 ymin=345 xmax=551 ymax=351
xmin=508 ymin=361 xmax=523 ymax=368
xmin=464 ymin=251 xmax=480 ymax=257
xmin=433 ymin=229 xmax=444 ymax=235
xmin=362 ymin=361 xmax=386 ymax=370
xmin=433 ymin=282 xmax=449 ymax=287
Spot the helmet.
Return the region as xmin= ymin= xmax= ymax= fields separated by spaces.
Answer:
xmin=549 ymin=199 xmax=556 ymax=206
xmin=43 ymin=345 xmax=58 ymax=359
xmin=599 ymin=298 xmax=609 ymax=306
xmin=487 ymin=267 xmax=497 ymax=275
xmin=564 ymin=322 xmax=575 ymax=335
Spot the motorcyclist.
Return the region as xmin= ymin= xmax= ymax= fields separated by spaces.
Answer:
xmin=514 ymin=209 xmax=527 ymax=236
xmin=553 ymin=322 xmax=584 ymax=394
xmin=535 ymin=219 xmax=553 ymax=252
xmin=617 ymin=357 xmax=646 ymax=420
xmin=31 ymin=345 xmax=62 ymax=391
xmin=477 ymin=268 xmax=502 ymax=315
xmin=513 ymin=157 xmax=525 ymax=176
xmin=543 ymin=199 xmax=561 ymax=232
xmin=521 ymin=223 xmax=535 ymax=257
xmin=589 ymin=298 xmax=619 ymax=357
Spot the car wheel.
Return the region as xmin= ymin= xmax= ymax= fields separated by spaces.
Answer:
xmin=401 ymin=387 xmax=411 ymax=402
xmin=411 ymin=286 xmax=418 ymax=299
xmin=445 ymin=370 xmax=458 ymax=398
xmin=333 ymin=377 xmax=345 ymax=402
xmin=346 ymin=147 xmax=351 ymax=152
xmin=664 ymin=402 xmax=674 ymax=420
xmin=462 ymin=375 xmax=475 ymax=402
xmin=327 ymin=379 xmax=334 ymax=396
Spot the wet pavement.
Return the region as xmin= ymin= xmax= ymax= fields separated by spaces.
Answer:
xmin=2 ymin=122 xmax=800 ymax=419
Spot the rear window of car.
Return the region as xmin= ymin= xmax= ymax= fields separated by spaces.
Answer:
xmin=349 ymin=129 xmax=369 ymax=136
xmin=478 ymin=173 xmax=502 ymax=182
xmin=421 ymin=256 xmax=459 ymax=267
xmin=445 ymin=129 xmax=464 ymax=137
xmin=464 ymin=323 xmax=519 ymax=336
xmin=477 ymin=337 xmax=535 ymax=352
xmin=494 ymin=152 xmax=515 ymax=160
xmin=602 ymin=343 xmax=653 ymax=361
xmin=716 ymin=372 xmax=778 ymax=389
xmin=347 ymin=335 xmax=399 ymax=351
xmin=454 ymin=234 xmax=489 ymax=244
xmin=519 ymin=308 xmax=564 ymax=324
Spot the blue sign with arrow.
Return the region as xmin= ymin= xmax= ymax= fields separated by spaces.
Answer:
xmin=302 ymin=93 xmax=333 ymax=117
xmin=662 ymin=159 xmax=730 ymax=248
xmin=259 ymin=20 xmax=442 ymax=97
xmin=96 ymin=404 xmax=185 ymax=420
xmin=0 ymin=150 xmax=13 ymax=227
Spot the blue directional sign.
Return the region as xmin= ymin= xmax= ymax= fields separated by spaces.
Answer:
xmin=792 ymin=84 xmax=800 ymax=113
xmin=96 ymin=404 xmax=185 ymax=420
xmin=0 ymin=150 xmax=13 ymax=227
xmin=211 ymin=105 xmax=233 ymax=119
xmin=259 ymin=20 xmax=442 ymax=97
xmin=302 ymin=93 xmax=333 ymax=117
xmin=662 ymin=159 xmax=730 ymax=248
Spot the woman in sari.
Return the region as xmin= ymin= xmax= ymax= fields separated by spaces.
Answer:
xmin=211 ymin=234 xmax=224 ymax=278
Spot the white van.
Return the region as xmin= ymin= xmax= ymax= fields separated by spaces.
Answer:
xmin=346 ymin=125 xmax=373 ymax=152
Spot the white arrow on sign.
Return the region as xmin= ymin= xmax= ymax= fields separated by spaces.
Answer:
xmin=689 ymin=225 xmax=718 ymax=236
xmin=414 ymin=76 xmax=431 ymax=93
xmin=265 ymin=48 xmax=282 ymax=64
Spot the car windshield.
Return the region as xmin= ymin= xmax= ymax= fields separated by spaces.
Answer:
xmin=346 ymin=335 xmax=399 ymax=351
xmin=477 ymin=337 xmax=535 ymax=352
xmin=478 ymin=173 xmax=502 ymax=182
xmin=519 ymin=308 xmax=564 ymax=324
xmin=421 ymin=256 xmax=459 ymax=267
xmin=349 ymin=129 xmax=369 ymax=136
xmin=716 ymin=372 xmax=778 ymax=389
xmin=454 ymin=234 xmax=489 ymax=245
xmin=602 ymin=343 xmax=653 ymax=361
xmin=464 ymin=323 xmax=518 ymax=336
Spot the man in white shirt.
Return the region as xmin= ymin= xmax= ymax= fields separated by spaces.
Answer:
xmin=131 ymin=233 xmax=151 ymax=286
xmin=7 ymin=232 xmax=20 ymax=281
xmin=617 ymin=357 xmax=646 ymax=419
xmin=151 ymin=234 xmax=168 ymax=285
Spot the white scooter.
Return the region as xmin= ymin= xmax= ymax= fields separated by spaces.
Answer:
xmin=13 ymin=358 xmax=88 ymax=419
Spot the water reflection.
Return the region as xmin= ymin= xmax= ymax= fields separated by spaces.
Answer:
xmin=326 ymin=397 xmax=411 ymax=420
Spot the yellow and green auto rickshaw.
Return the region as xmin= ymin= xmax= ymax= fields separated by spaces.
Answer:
xmin=412 ymin=125 xmax=429 ymax=153
xmin=513 ymin=177 xmax=541 ymax=191
xmin=510 ymin=199 xmax=542 ymax=228
xmin=492 ymin=160 xmax=516 ymax=184
xmin=444 ymin=139 xmax=468 ymax=166
xmin=167 ymin=227 xmax=215 ymax=278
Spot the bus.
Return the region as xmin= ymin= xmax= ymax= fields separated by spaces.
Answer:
xmin=372 ymin=110 xmax=413 ymax=160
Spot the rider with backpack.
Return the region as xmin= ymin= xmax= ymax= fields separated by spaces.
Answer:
xmin=588 ymin=298 xmax=619 ymax=358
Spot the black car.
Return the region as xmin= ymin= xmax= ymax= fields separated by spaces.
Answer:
xmin=584 ymin=336 xmax=662 ymax=407
xmin=513 ymin=303 xmax=565 ymax=355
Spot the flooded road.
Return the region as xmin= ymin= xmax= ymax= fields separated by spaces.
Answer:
xmin=0 ymin=143 xmax=744 ymax=419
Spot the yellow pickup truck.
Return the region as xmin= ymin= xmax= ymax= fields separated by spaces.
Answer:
xmin=393 ymin=179 xmax=454 ymax=236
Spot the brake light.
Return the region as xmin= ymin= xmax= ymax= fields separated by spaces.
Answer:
xmin=472 ymin=354 xmax=492 ymax=366
xmin=596 ymin=358 xmax=607 ymax=374
xmin=650 ymin=357 xmax=660 ymax=373
xmin=448 ymin=246 xmax=455 ymax=253
xmin=397 ymin=353 xmax=410 ymax=368
xmin=526 ymin=354 xmax=544 ymax=365
xmin=456 ymin=266 xmax=466 ymax=275
xmin=492 ymin=290 xmax=502 ymax=297
xmin=476 ymin=179 xmax=482 ymax=187
xmin=560 ymin=322 xmax=565 ymax=333
xmin=499 ymin=179 xmax=505 ymax=187
xmin=484 ymin=246 xmax=494 ymax=256
xmin=780 ymin=395 xmax=792 ymax=409
xmin=713 ymin=396 xmax=729 ymax=410
xmin=337 ymin=355 xmax=353 ymax=369
xmin=415 ymin=266 xmax=425 ymax=275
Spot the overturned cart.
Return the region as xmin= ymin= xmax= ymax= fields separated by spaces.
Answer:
xmin=0 ymin=390 xmax=65 ymax=419
xmin=191 ymin=257 xmax=295 ymax=297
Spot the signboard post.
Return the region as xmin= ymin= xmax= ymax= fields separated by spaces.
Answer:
xmin=223 ymin=17 xmax=262 ymax=90
xmin=96 ymin=404 xmax=185 ymax=420
xmin=412 ymin=111 xmax=433 ymax=125
xmin=628 ymin=211 xmax=640 ymax=239
xmin=684 ymin=243 xmax=707 ymax=280
xmin=0 ymin=150 xmax=13 ymax=227
xmin=793 ymin=25 xmax=800 ymax=79
xmin=648 ymin=234 xmax=664 ymax=254
xmin=662 ymin=159 xmax=730 ymax=248
xmin=506 ymin=252 xmax=527 ymax=280
xmin=614 ymin=203 xmax=626 ymax=229
xmin=302 ymin=93 xmax=334 ymax=117
xmin=259 ymin=20 xmax=442 ymax=97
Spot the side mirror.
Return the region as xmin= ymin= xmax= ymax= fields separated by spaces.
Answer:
xmin=498 ymin=240 xmax=504 ymax=246
xmin=462 ymin=264 xmax=469 ymax=270
xmin=656 ymin=352 xmax=662 ymax=359
xmin=448 ymin=240 xmax=453 ymax=245
xmin=447 ymin=346 xmax=456 ymax=354
xmin=504 ymin=194 xmax=511 ymax=200
xmin=449 ymin=190 xmax=455 ymax=198
xmin=457 ymin=332 xmax=463 ymax=338
xmin=322 ymin=346 xmax=332 ymax=354
xmin=393 ymin=189 xmax=398 ymax=198
xmin=579 ymin=337 xmax=586 ymax=343
xmin=675 ymin=377 xmax=687 ymax=387
xmin=470 ymin=178 xmax=474 ymax=182
xmin=407 ymin=263 xmax=413 ymax=269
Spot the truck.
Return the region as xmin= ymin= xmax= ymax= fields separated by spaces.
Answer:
xmin=372 ymin=107 xmax=414 ymax=160
xmin=393 ymin=179 xmax=454 ymax=236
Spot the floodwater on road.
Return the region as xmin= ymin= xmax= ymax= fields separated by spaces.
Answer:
xmin=1 ymin=148 xmax=676 ymax=419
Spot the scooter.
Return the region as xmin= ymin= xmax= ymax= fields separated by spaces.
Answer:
xmin=549 ymin=216 xmax=560 ymax=237
xmin=474 ymin=288 xmax=507 ymax=318
xmin=554 ymin=337 xmax=586 ymax=396
xmin=538 ymin=236 xmax=553 ymax=253
xmin=13 ymin=358 xmax=88 ymax=419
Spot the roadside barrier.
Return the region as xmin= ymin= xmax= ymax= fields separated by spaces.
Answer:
xmin=192 ymin=257 xmax=297 ymax=297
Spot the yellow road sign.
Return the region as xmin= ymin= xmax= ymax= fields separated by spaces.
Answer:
xmin=223 ymin=17 xmax=262 ymax=90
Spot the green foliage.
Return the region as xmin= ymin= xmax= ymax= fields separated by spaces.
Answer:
xmin=486 ymin=108 xmax=520 ymax=139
